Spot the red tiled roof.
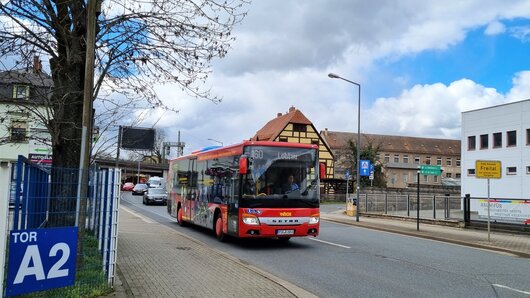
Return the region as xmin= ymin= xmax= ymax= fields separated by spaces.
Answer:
xmin=321 ymin=130 xmax=461 ymax=156
xmin=252 ymin=107 xmax=312 ymax=141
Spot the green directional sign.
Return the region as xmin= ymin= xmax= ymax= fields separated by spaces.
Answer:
xmin=420 ymin=164 xmax=441 ymax=176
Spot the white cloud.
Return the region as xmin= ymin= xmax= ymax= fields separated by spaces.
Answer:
xmin=509 ymin=26 xmax=530 ymax=42
xmin=485 ymin=21 xmax=506 ymax=35
xmin=110 ymin=1 xmax=530 ymax=155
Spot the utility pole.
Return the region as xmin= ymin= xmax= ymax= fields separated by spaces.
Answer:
xmin=76 ymin=0 xmax=98 ymax=264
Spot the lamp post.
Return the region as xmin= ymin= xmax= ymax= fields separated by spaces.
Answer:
xmin=328 ymin=72 xmax=361 ymax=222
xmin=208 ymin=138 xmax=223 ymax=146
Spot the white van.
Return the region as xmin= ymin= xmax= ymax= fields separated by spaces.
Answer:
xmin=147 ymin=176 xmax=163 ymax=188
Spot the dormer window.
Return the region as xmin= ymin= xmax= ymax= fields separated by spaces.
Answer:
xmin=13 ymin=85 xmax=30 ymax=99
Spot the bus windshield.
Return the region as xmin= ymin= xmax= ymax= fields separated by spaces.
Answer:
xmin=242 ymin=146 xmax=318 ymax=202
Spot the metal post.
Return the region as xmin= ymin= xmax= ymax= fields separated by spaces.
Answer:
xmin=328 ymin=73 xmax=361 ymax=222
xmin=407 ymin=194 xmax=410 ymax=217
xmin=384 ymin=193 xmax=388 ymax=214
xmin=487 ymin=178 xmax=491 ymax=241
xmin=433 ymin=195 xmax=436 ymax=219
xmin=417 ymin=171 xmax=420 ymax=231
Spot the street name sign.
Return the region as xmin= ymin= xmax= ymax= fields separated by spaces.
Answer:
xmin=475 ymin=160 xmax=501 ymax=179
xmin=420 ymin=165 xmax=441 ymax=176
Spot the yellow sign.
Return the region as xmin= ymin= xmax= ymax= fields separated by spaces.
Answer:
xmin=279 ymin=212 xmax=292 ymax=217
xmin=475 ymin=160 xmax=501 ymax=179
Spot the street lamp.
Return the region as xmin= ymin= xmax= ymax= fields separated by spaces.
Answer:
xmin=328 ymin=72 xmax=361 ymax=222
xmin=208 ymin=138 xmax=223 ymax=146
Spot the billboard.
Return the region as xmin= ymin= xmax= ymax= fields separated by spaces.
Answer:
xmin=120 ymin=126 xmax=155 ymax=150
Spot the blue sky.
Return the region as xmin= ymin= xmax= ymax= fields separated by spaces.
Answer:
xmin=383 ymin=22 xmax=529 ymax=95
xmin=120 ymin=1 xmax=530 ymax=156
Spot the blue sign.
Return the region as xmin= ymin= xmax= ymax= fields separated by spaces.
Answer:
xmin=345 ymin=170 xmax=350 ymax=179
xmin=359 ymin=160 xmax=371 ymax=177
xmin=6 ymin=227 xmax=78 ymax=296
xmin=370 ymin=164 xmax=374 ymax=173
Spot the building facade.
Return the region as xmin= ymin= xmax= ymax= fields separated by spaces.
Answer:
xmin=0 ymin=58 xmax=53 ymax=205
xmin=251 ymin=106 xmax=335 ymax=178
xmin=461 ymin=100 xmax=530 ymax=202
xmin=321 ymin=130 xmax=461 ymax=189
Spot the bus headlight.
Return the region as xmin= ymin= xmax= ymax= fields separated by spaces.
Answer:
xmin=242 ymin=215 xmax=260 ymax=225
xmin=309 ymin=216 xmax=320 ymax=224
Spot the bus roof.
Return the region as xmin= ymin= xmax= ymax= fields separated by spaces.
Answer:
xmin=171 ymin=141 xmax=318 ymax=162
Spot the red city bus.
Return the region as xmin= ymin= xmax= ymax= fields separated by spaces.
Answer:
xmin=166 ymin=141 xmax=320 ymax=241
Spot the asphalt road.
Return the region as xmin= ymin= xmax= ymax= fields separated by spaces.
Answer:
xmin=121 ymin=192 xmax=530 ymax=298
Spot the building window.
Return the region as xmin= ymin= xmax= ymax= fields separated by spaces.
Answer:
xmin=527 ymin=129 xmax=530 ymax=145
xmin=507 ymin=167 xmax=517 ymax=175
xmin=456 ymin=158 xmax=461 ymax=167
xmin=391 ymin=174 xmax=397 ymax=185
xmin=403 ymin=174 xmax=408 ymax=183
xmin=467 ymin=169 xmax=475 ymax=176
xmin=456 ymin=173 xmax=461 ymax=178
xmin=446 ymin=173 xmax=452 ymax=178
xmin=436 ymin=157 xmax=442 ymax=165
xmin=433 ymin=175 xmax=438 ymax=183
xmin=292 ymin=124 xmax=306 ymax=132
xmin=507 ymin=130 xmax=516 ymax=147
xmin=414 ymin=156 xmax=420 ymax=164
xmin=10 ymin=121 xmax=27 ymax=142
xmin=393 ymin=154 xmax=399 ymax=163
xmin=425 ymin=156 xmax=431 ymax=165
xmin=375 ymin=153 xmax=381 ymax=161
xmin=13 ymin=85 xmax=30 ymax=99
xmin=403 ymin=155 xmax=409 ymax=163
xmin=493 ymin=132 xmax=502 ymax=148
xmin=384 ymin=154 xmax=390 ymax=163
xmin=311 ymin=139 xmax=319 ymax=145
xmin=413 ymin=175 xmax=418 ymax=183
xmin=446 ymin=158 xmax=452 ymax=166
xmin=423 ymin=175 xmax=428 ymax=183
xmin=279 ymin=137 xmax=287 ymax=142
xmin=527 ymin=166 xmax=530 ymax=174
xmin=480 ymin=134 xmax=488 ymax=149
xmin=468 ymin=136 xmax=476 ymax=150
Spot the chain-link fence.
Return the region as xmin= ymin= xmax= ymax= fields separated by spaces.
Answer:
xmin=2 ymin=155 xmax=119 ymax=297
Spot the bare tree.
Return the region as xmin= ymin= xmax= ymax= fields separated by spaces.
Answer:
xmin=0 ymin=0 xmax=249 ymax=169
xmin=0 ymin=0 xmax=249 ymax=229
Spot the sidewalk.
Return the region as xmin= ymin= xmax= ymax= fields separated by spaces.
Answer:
xmin=104 ymin=205 xmax=530 ymax=297
xmin=320 ymin=206 xmax=530 ymax=258
xmin=104 ymin=206 xmax=316 ymax=298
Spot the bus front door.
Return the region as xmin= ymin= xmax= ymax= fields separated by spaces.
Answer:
xmin=227 ymin=177 xmax=238 ymax=236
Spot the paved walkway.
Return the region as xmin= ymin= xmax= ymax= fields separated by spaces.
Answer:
xmin=103 ymin=205 xmax=530 ymax=298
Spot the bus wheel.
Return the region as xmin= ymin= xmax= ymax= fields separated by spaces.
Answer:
xmin=215 ymin=215 xmax=226 ymax=242
xmin=177 ymin=207 xmax=186 ymax=227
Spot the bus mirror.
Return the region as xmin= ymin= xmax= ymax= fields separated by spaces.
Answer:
xmin=319 ymin=162 xmax=326 ymax=179
xmin=239 ymin=156 xmax=248 ymax=175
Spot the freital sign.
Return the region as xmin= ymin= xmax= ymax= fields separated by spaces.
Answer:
xmin=475 ymin=160 xmax=501 ymax=179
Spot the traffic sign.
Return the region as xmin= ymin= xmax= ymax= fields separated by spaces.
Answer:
xmin=6 ymin=227 xmax=78 ymax=296
xmin=359 ymin=160 xmax=371 ymax=176
xmin=345 ymin=169 xmax=350 ymax=179
xmin=475 ymin=160 xmax=501 ymax=179
xmin=420 ymin=164 xmax=441 ymax=176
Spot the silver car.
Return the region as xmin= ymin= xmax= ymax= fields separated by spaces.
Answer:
xmin=142 ymin=187 xmax=167 ymax=205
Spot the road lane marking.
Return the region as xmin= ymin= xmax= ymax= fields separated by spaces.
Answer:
xmin=492 ymin=284 xmax=530 ymax=295
xmin=121 ymin=205 xmax=155 ymax=223
xmin=308 ymin=238 xmax=351 ymax=249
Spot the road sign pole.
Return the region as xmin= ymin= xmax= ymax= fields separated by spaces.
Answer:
xmin=417 ymin=171 xmax=420 ymax=231
xmin=487 ymin=178 xmax=490 ymax=241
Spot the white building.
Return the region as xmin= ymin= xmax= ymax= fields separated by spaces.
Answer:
xmin=461 ymin=100 xmax=530 ymax=223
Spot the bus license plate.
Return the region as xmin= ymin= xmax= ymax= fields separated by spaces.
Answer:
xmin=276 ymin=229 xmax=294 ymax=235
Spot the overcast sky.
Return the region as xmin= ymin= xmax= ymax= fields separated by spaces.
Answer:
xmin=131 ymin=0 xmax=530 ymax=156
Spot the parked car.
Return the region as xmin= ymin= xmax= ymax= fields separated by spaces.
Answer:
xmin=143 ymin=187 xmax=167 ymax=205
xmin=132 ymin=183 xmax=149 ymax=195
xmin=122 ymin=182 xmax=135 ymax=191
xmin=147 ymin=176 xmax=162 ymax=188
